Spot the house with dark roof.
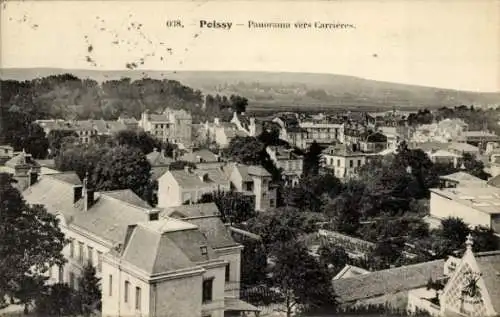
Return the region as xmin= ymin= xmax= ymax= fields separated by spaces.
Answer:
xmin=223 ymin=163 xmax=277 ymax=211
xmin=22 ymin=172 xmax=258 ymax=317
xmin=157 ymin=166 xmax=230 ymax=208
xmin=408 ymin=236 xmax=500 ymax=317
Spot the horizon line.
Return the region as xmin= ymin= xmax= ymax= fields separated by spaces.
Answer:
xmin=1 ymin=67 xmax=499 ymax=94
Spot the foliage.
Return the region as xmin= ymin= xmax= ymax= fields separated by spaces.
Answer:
xmin=112 ymin=129 xmax=164 ymax=154
xmin=245 ymin=207 xmax=323 ymax=249
xmin=268 ymin=240 xmax=336 ymax=316
xmin=91 ymin=145 xmax=155 ymax=205
xmin=238 ymin=238 xmax=268 ymax=287
xmin=12 ymin=275 xmax=48 ymax=314
xmin=318 ymin=243 xmax=349 ymax=276
xmin=48 ymin=129 xmax=80 ymax=157
xmin=0 ymin=173 xmax=67 ymax=305
xmin=284 ymin=171 xmax=342 ymax=213
xmin=78 ymin=264 xmax=101 ymax=316
xmin=303 ymin=141 xmax=323 ymax=176
xmin=35 ymin=283 xmax=83 ymax=316
xmin=226 ymin=136 xmax=265 ymax=165
xmin=55 ymin=142 xmax=110 ymax=180
xmin=197 ymin=190 xmax=256 ymax=225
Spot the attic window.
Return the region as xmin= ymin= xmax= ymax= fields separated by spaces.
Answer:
xmin=200 ymin=246 xmax=208 ymax=255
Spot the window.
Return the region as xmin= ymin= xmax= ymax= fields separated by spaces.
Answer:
xmin=357 ymin=159 xmax=361 ymax=167
xmin=202 ymin=278 xmax=213 ymax=303
xmin=337 ymin=159 xmax=340 ymax=167
xmin=124 ymin=281 xmax=130 ymax=303
xmin=270 ymin=199 xmax=275 ymax=207
xmin=97 ymin=251 xmax=103 ymax=272
xmin=200 ymin=246 xmax=208 ymax=255
xmin=349 ymin=160 xmax=353 ymax=168
xmin=108 ymin=275 xmax=113 ymax=296
xmin=69 ymin=239 xmax=74 ymax=258
xmin=87 ymin=246 xmax=93 ymax=266
xmin=58 ymin=266 xmax=64 ymax=283
xmin=225 ymin=263 xmax=230 ymax=282
xmin=78 ymin=242 xmax=84 ymax=264
xmin=135 ymin=287 xmax=141 ymax=310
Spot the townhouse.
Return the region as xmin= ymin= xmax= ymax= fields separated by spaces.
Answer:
xmin=322 ymin=144 xmax=367 ymax=180
xmin=139 ymin=108 xmax=192 ymax=147
xmin=223 ymin=163 xmax=277 ymax=211
xmin=157 ymin=166 xmax=231 ymax=207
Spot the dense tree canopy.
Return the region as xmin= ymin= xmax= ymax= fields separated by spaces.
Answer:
xmin=0 ymin=173 xmax=67 ymax=307
xmin=91 ymin=145 xmax=155 ymax=205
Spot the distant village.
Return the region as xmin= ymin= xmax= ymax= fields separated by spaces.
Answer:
xmin=1 ymin=101 xmax=500 ymax=317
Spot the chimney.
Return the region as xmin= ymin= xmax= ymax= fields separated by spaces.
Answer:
xmin=147 ymin=208 xmax=160 ymax=221
xmin=82 ymin=173 xmax=95 ymax=211
xmin=161 ymin=148 xmax=166 ymax=157
xmin=184 ymin=165 xmax=192 ymax=173
xmin=73 ymin=185 xmax=83 ymax=203
xmin=28 ymin=169 xmax=38 ymax=186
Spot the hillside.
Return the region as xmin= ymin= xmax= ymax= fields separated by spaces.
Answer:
xmin=1 ymin=68 xmax=499 ymax=112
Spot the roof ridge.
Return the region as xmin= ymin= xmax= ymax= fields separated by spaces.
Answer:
xmin=100 ymin=191 xmax=152 ymax=211
xmin=45 ymin=173 xmax=82 ymax=186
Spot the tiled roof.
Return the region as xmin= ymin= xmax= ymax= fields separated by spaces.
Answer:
xmin=487 ymin=174 xmax=500 ymax=188
xmin=476 ymin=251 xmax=500 ymax=313
xmin=23 ymin=176 xmax=153 ymax=245
xmin=179 ymin=149 xmax=219 ymax=163
xmin=324 ymin=144 xmax=364 ymax=157
xmin=161 ymin=203 xmax=220 ymax=219
xmin=151 ymin=166 xmax=170 ymax=180
xmin=193 ymin=168 xmax=229 ymax=186
xmin=5 ymin=152 xmax=40 ymax=169
xmin=149 ymin=114 xmax=170 ymax=122
xmin=121 ymin=220 xmax=208 ymax=274
xmin=185 ymin=217 xmax=240 ymax=249
xmin=102 ymin=190 xmax=152 ymax=209
xmin=146 ymin=150 xmax=174 ymax=166
xmin=448 ymin=142 xmax=479 ymax=153
xmin=440 ymin=172 xmax=485 ymax=184
xmin=429 ymin=187 xmax=500 ymax=215
xmin=332 ymin=260 xmax=445 ymax=303
xmin=46 ymin=172 xmax=82 ymax=186
xmin=169 ymin=170 xmax=207 ymax=189
xmin=234 ymin=164 xmax=271 ymax=182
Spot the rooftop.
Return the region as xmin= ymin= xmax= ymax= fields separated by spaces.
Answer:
xmin=332 ymin=259 xmax=445 ymax=303
xmin=137 ymin=218 xmax=198 ymax=234
xmin=430 ymin=186 xmax=500 ymax=214
xmin=161 ymin=202 xmax=220 ymax=219
xmin=440 ymin=171 xmax=486 ymax=184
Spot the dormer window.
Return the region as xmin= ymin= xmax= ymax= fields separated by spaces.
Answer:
xmin=200 ymin=246 xmax=208 ymax=255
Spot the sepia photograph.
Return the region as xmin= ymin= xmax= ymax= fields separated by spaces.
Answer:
xmin=0 ymin=0 xmax=499 ymax=316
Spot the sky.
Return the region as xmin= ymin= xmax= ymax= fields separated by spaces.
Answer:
xmin=1 ymin=0 xmax=499 ymax=92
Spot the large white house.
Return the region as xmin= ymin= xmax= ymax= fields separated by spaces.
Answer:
xmin=22 ymin=172 xmax=258 ymax=317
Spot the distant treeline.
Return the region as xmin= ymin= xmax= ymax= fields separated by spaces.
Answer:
xmin=0 ymin=74 xmax=248 ymax=123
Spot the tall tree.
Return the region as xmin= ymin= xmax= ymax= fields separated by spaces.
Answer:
xmin=78 ymin=264 xmax=101 ymax=317
xmin=303 ymin=141 xmax=323 ymax=176
xmin=226 ymin=136 xmax=265 ymax=165
xmin=91 ymin=145 xmax=154 ymax=205
xmin=197 ymin=190 xmax=256 ymax=225
xmin=269 ymin=240 xmax=336 ymax=317
xmin=0 ymin=173 xmax=67 ymax=306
